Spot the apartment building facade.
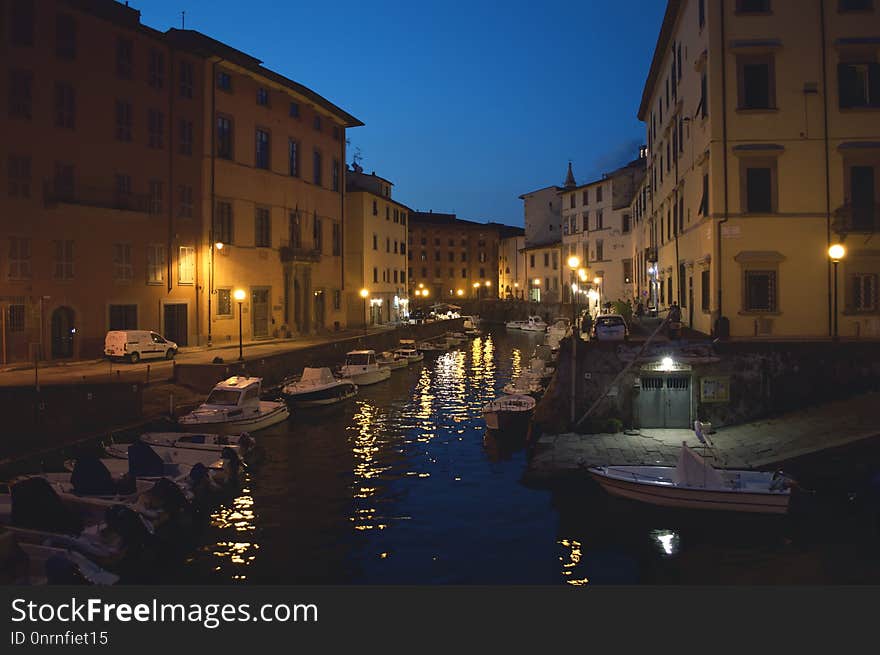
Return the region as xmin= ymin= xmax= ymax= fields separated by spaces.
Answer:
xmin=640 ymin=0 xmax=880 ymax=339
xmin=498 ymin=228 xmax=526 ymax=299
xmin=1 ymin=0 xmax=203 ymax=363
xmin=407 ymin=212 xmax=501 ymax=301
xmin=343 ymin=166 xmax=409 ymax=326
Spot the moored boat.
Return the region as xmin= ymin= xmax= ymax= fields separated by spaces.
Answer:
xmin=482 ymin=394 xmax=537 ymax=432
xmin=280 ymin=367 xmax=359 ymax=406
xmin=340 ymin=350 xmax=392 ymax=386
xmin=138 ymin=432 xmax=255 ymax=459
xmin=394 ymin=340 xmax=424 ymax=363
xmin=588 ymin=443 xmax=793 ymax=514
xmin=376 ymin=351 xmax=409 ymax=370
xmin=177 ymin=377 xmax=290 ymax=434
xmin=520 ymin=316 xmax=548 ymax=332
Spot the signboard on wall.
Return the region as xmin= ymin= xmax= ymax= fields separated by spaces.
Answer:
xmin=700 ymin=376 xmax=730 ymax=403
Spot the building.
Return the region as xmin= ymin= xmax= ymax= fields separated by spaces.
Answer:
xmin=407 ymin=212 xmax=501 ymax=301
xmin=522 ymin=243 xmax=563 ymax=303
xmin=167 ymin=29 xmax=362 ymax=346
xmin=638 ymin=0 xmax=880 ymax=339
xmin=498 ymin=226 xmax=526 ymax=299
xmin=559 ymin=157 xmax=646 ymax=313
xmin=344 ymin=165 xmax=410 ymax=327
xmin=519 ymin=175 xmax=569 ymax=303
xmin=1 ymin=0 xmax=203 ymax=363
xmin=519 ymin=185 xmax=562 ymax=248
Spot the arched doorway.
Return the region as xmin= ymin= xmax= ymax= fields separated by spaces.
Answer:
xmin=51 ymin=306 xmax=75 ymax=359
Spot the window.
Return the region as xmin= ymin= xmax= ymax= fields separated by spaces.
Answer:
xmin=116 ymin=38 xmax=132 ymax=79
xmin=583 ymin=212 xmax=589 ymax=231
xmin=552 ymin=252 xmax=559 ymax=270
xmin=53 ymin=162 xmax=74 ymax=200
xmin=623 ymin=259 xmax=633 ymax=285
xmin=736 ymin=0 xmax=771 ymax=12
xmin=373 ymin=234 xmax=378 ymax=250
xmin=332 ymin=222 xmax=341 ymax=256
xmin=596 ymin=186 xmax=603 ymax=202
xmin=10 ymin=0 xmax=34 ymax=46
xmin=596 ymin=240 xmax=604 ymax=261
xmin=838 ymin=62 xmax=880 ymax=109
xmin=179 ymin=60 xmax=193 ymax=98
xmin=113 ymin=243 xmax=133 ymax=281
xmin=531 ymin=254 xmax=535 ymax=268
xmin=434 ymin=251 xmax=441 ymax=261
xmin=254 ymin=207 xmax=272 ymax=248
xmin=623 ymin=213 xmax=631 ymax=234
xmin=287 ymin=139 xmax=300 ymax=177
xmin=849 ymin=165 xmax=876 ymax=230
xmin=109 ymin=305 xmax=137 ymax=330
xmin=255 ymin=129 xmax=270 ymax=169
xmin=116 ymin=100 xmax=132 ymax=141
xmin=738 ymin=56 xmax=775 ymax=109
xmin=217 ymin=70 xmax=232 ymax=91
xmin=582 ymin=190 xmax=589 ymax=205
xmin=289 ymin=211 xmax=302 ymax=249
xmin=744 ymin=270 xmax=776 ymax=311
xmin=839 ymin=0 xmax=873 ymax=10
xmin=53 ymin=239 xmax=74 ymax=280
xmin=179 ymin=185 xmax=193 ymax=218
xmin=7 ymin=155 xmax=30 ymax=197
xmin=149 ymin=50 xmax=164 ymax=89
xmin=147 ymin=244 xmax=165 ymax=284
xmin=217 ymin=116 xmax=233 ymax=159
xmin=9 ymin=70 xmax=32 ymax=119
xmin=289 ymin=102 xmax=299 ymax=118
xmin=149 ymin=180 xmax=163 ymax=215
xmin=215 ymin=201 xmax=233 ymax=244
xmin=313 ymin=213 xmax=323 ymax=252
xmin=313 ymin=150 xmax=323 ymax=186
xmin=461 ymin=268 xmax=467 ymax=278
xmin=332 ymin=158 xmax=340 ymax=192
xmin=373 ymin=267 xmax=378 ymax=283
xmin=115 ymin=174 xmax=131 ymax=202
xmin=701 ymin=268 xmax=711 ymax=311
xmin=216 ymin=289 xmax=232 ymax=316
xmin=314 ymin=115 xmax=322 ymax=132
xmin=852 ymin=273 xmax=878 ymax=311
xmin=387 ymin=238 xmax=391 ymax=253
xmin=179 ymin=119 xmax=193 ymax=155
xmin=148 ymin=110 xmax=164 ymax=148
xmin=544 ymin=253 xmax=549 ymax=267
xmin=699 ymin=0 xmax=706 ymax=27
xmin=700 ymin=71 xmax=708 ymax=118
xmin=7 ymin=304 xmax=25 ymax=332
xmin=372 ymin=200 xmax=378 ymax=216
xmin=257 ymin=87 xmax=269 ymax=106
xmin=386 ymin=206 xmax=391 ymax=220
xmin=745 ymin=166 xmax=773 ymax=213
xmin=178 ymin=246 xmax=195 ymax=284
xmin=56 ymin=14 xmax=76 ymax=59
xmin=8 ymin=237 xmax=31 ymax=279
xmin=570 ymin=195 xmax=575 ymax=209
xmin=700 ymin=173 xmax=709 ymax=215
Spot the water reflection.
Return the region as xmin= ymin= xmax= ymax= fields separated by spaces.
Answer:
xmin=558 ymin=538 xmax=589 ymax=586
xmin=205 ymin=481 xmax=259 ymax=582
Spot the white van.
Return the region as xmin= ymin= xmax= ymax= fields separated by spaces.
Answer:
xmin=104 ymin=330 xmax=178 ymax=363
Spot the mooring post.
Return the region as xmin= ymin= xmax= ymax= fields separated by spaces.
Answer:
xmin=169 ymin=392 xmax=174 ymax=418
xmin=146 ymin=364 xmax=151 ymax=386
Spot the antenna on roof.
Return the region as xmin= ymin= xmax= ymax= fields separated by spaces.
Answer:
xmin=181 ymin=10 xmax=185 ymax=29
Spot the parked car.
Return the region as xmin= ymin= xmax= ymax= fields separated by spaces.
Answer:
xmin=104 ymin=330 xmax=178 ymax=363
xmin=592 ymin=314 xmax=629 ymax=341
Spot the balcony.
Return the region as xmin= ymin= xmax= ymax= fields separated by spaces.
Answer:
xmin=833 ymin=203 xmax=879 ymax=234
xmin=280 ymin=243 xmax=322 ymax=262
xmin=44 ymin=181 xmax=153 ymax=213
xmin=645 ymin=246 xmax=658 ymax=263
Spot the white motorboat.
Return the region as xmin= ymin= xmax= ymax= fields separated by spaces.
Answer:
xmin=417 ymin=339 xmax=448 ymax=353
xmin=505 ymin=319 xmax=525 ymax=330
xmin=482 ymin=394 xmax=537 ymax=432
xmin=376 ymin=351 xmax=409 ymax=370
xmin=527 ymin=356 xmax=554 ymax=382
xmin=177 ymin=376 xmax=290 ymax=434
xmin=139 ymin=432 xmax=256 ymax=459
xmin=520 ymin=316 xmax=548 ymax=332
xmin=545 ymin=318 xmax=571 ymax=349
xmin=340 ymin=350 xmax=392 ymax=385
xmin=281 ymin=367 xmax=359 ymax=407
xmin=588 ymin=443 xmax=793 ymax=514
xmin=394 ymin=341 xmax=424 ymax=363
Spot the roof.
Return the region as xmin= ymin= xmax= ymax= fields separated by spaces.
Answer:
xmin=166 ymin=29 xmax=364 ymax=128
xmin=638 ymin=0 xmax=682 ymax=121
xmin=493 ymin=224 xmax=525 ymax=239
xmin=558 ymin=157 xmax=647 ymax=195
xmin=518 ymin=185 xmax=563 ymax=200
xmin=216 ymin=376 xmax=261 ymax=389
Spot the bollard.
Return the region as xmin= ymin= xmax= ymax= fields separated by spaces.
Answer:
xmin=169 ymin=392 xmax=174 ymax=418
xmin=146 ymin=364 xmax=151 ymax=386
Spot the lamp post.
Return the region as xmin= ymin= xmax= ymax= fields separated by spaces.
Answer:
xmin=233 ymin=289 xmax=246 ymax=361
xmin=594 ymin=276 xmax=603 ymax=315
xmin=567 ymin=256 xmax=581 ymax=324
xmin=208 ymin=242 xmax=223 ymax=346
xmin=360 ymin=288 xmax=369 ymax=336
xmin=533 ymin=277 xmax=541 ymax=303
xmin=566 ymin=256 xmax=581 ymax=426
xmin=473 ymin=282 xmax=480 ymax=300
xmin=829 ymin=244 xmax=846 ymax=341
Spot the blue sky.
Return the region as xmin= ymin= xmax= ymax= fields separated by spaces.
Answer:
xmin=140 ymin=0 xmax=666 ymax=226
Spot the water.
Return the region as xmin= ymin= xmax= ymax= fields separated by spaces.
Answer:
xmin=158 ymin=328 xmax=880 ymax=585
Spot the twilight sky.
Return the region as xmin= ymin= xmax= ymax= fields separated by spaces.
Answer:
xmin=140 ymin=0 xmax=666 ymax=226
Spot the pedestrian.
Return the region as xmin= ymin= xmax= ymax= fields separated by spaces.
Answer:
xmin=668 ymin=302 xmax=682 ymax=339
xmin=581 ymin=311 xmax=593 ymax=338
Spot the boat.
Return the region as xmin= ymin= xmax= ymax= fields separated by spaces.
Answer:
xmin=482 ymin=394 xmax=537 ymax=432
xmin=1 ymin=532 xmax=120 ymax=585
xmin=505 ymin=319 xmax=526 ymax=330
xmin=520 ymin=316 xmax=548 ymax=332
xmin=340 ymin=350 xmax=392 ymax=386
xmin=502 ymin=376 xmax=544 ymax=397
xmin=417 ymin=339 xmax=448 ymax=353
xmin=449 ymin=332 xmax=469 ymax=343
xmin=177 ymin=376 xmax=290 ymax=434
xmin=139 ymin=432 xmax=255 ymax=459
xmin=587 ymin=443 xmax=793 ymax=514
xmin=545 ymin=318 xmax=571 ymax=349
xmin=462 ymin=316 xmax=482 ymax=337
xmin=280 ymin=367 xmax=359 ymax=407
xmin=394 ymin=340 xmax=424 ymax=363
xmin=376 ymin=351 xmax=409 ymax=370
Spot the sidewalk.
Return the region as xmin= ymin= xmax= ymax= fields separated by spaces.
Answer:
xmin=525 ymin=391 xmax=880 ymax=484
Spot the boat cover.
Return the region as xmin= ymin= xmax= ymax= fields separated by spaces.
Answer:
xmin=672 ymin=443 xmax=725 ymax=489
xmin=71 ymin=457 xmax=117 ymax=496
xmin=300 ymin=367 xmax=335 ymax=386
xmin=128 ymin=440 xmax=165 ymax=477
xmin=11 ymin=477 xmax=83 ymax=534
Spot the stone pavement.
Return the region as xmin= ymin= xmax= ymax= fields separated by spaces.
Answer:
xmin=525 ymin=390 xmax=880 ymax=484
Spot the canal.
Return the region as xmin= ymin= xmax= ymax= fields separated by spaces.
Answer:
xmin=151 ymin=327 xmax=880 ymax=585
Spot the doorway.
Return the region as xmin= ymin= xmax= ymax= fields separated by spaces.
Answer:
xmin=638 ymin=374 xmax=692 ymax=428
xmin=251 ymin=288 xmax=270 ymax=339
xmin=51 ymin=306 xmax=75 ymax=359
xmin=163 ymin=303 xmax=188 ymax=346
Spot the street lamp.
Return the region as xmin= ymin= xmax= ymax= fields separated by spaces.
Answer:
xmin=360 ymin=288 xmax=369 ymax=336
xmin=233 ymin=289 xmax=246 ymax=361
xmin=567 ymin=256 xmax=581 ymax=323
xmin=829 ymin=244 xmax=846 ymax=341
xmin=456 ymin=289 xmax=464 ymax=297
xmin=593 ymin=276 xmax=603 ymax=314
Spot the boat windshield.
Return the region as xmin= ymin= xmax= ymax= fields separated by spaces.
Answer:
xmin=205 ymin=389 xmax=241 ymax=406
xmin=346 ymin=354 xmax=372 ymax=366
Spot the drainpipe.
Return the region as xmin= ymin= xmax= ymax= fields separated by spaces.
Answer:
xmin=820 ymin=0 xmax=833 ymax=337
xmin=717 ymin=0 xmax=730 ymax=334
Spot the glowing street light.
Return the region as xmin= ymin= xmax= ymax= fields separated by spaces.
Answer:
xmin=233 ymin=289 xmax=246 ymax=361
xmin=828 ymin=244 xmax=847 ymax=340
xmin=456 ymin=289 xmax=464 ymax=297
xmin=360 ymin=288 xmax=370 ymax=336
